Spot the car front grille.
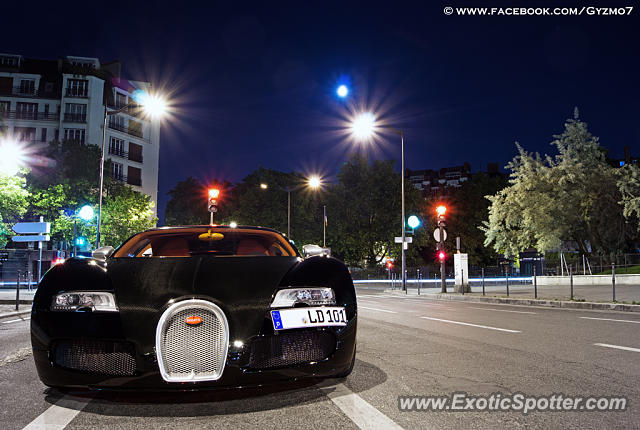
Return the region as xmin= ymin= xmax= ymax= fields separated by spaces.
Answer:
xmin=155 ymin=300 xmax=229 ymax=382
xmin=248 ymin=330 xmax=336 ymax=369
xmin=54 ymin=339 xmax=137 ymax=376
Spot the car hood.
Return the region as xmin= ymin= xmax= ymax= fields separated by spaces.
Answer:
xmin=107 ymin=256 xmax=300 ymax=349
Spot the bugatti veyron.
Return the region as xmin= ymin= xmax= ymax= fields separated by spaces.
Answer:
xmin=30 ymin=226 xmax=357 ymax=389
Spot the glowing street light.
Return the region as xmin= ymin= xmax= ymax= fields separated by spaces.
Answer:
xmin=97 ymin=90 xmax=168 ymax=249
xmin=0 ymin=138 xmax=26 ymax=176
xmin=260 ymin=183 xmax=268 ymax=189
xmin=78 ymin=205 xmax=94 ymax=221
xmin=350 ymin=111 xmax=407 ymax=292
xmin=73 ymin=205 xmax=94 ymax=257
xmin=308 ymin=175 xmax=322 ymax=189
xmin=336 ymin=84 xmax=349 ymax=98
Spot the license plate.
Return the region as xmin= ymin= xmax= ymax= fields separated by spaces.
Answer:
xmin=271 ymin=307 xmax=347 ymax=330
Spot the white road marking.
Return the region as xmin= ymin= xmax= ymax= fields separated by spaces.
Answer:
xmin=2 ymin=317 xmax=30 ymax=324
xmin=581 ymin=317 xmax=640 ymax=324
xmin=594 ymin=343 xmax=640 ymax=353
xmin=321 ymin=383 xmax=404 ymax=430
xmin=22 ymin=395 xmax=91 ymax=430
xmin=359 ymin=306 xmax=397 ymax=314
xmin=420 ymin=317 xmax=521 ymax=333
xmin=468 ymin=307 xmax=536 ymax=315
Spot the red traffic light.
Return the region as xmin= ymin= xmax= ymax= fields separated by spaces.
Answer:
xmin=209 ymin=188 xmax=220 ymax=198
xmin=435 ymin=205 xmax=447 ymax=216
xmin=386 ymin=261 xmax=393 ymax=269
xmin=438 ymin=251 xmax=446 ymax=261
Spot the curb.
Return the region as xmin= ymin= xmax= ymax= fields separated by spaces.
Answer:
xmin=0 ymin=299 xmax=33 ymax=305
xmin=0 ymin=309 xmax=31 ymax=321
xmin=381 ymin=289 xmax=640 ymax=313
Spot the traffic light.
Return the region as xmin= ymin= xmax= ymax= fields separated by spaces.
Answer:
xmin=436 ymin=205 xmax=447 ymax=227
xmin=438 ymin=251 xmax=446 ymax=262
xmin=208 ymin=188 xmax=220 ymax=213
xmin=75 ymin=237 xmax=85 ymax=246
xmin=386 ymin=260 xmax=393 ymax=270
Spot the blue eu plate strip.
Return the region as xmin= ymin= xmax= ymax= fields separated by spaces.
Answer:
xmin=271 ymin=310 xmax=283 ymax=330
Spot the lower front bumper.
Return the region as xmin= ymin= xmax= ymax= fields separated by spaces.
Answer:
xmin=32 ymin=320 xmax=356 ymax=390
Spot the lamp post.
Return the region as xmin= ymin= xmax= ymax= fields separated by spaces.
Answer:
xmin=260 ymin=175 xmax=322 ymax=239
xmin=96 ymin=92 xmax=166 ymax=248
xmin=350 ymin=113 xmax=407 ymax=292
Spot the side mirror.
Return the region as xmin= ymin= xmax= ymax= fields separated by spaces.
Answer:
xmin=302 ymin=244 xmax=331 ymax=258
xmin=92 ymin=246 xmax=115 ymax=261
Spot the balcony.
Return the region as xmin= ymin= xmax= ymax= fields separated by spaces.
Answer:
xmin=65 ymin=88 xmax=88 ymax=98
xmin=113 ymin=173 xmax=142 ymax=187
xmin=0 ymin=110 xmax=60 ymax=121
xmin=0 ymin=87 xmax=59 ymax=99
xmin=108 ymin=147 xmax=143 ymax=164
xmin=108 ymin=121 xmax=143 ymax=138
xmin=63 ymin=113 xmax=87 ymax=123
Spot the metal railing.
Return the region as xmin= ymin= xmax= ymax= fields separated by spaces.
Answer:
xmin=0 ymin=110 xmax=60 ymax=121
xmin=113 ymin=173 xmax=142 ymax=187
xmin=65 ymin=88 xmax=88 ymax=98
xmin=108 ymin=121 xmax=144 ymax=138
xmin=63 ymin=113 xmax=87 ymax=123
xmin=0 ymin=86 xmax=59 ymax=99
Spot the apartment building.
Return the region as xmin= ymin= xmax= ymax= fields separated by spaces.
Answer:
xmin=0 ymin=53 xmax=160 ymax=214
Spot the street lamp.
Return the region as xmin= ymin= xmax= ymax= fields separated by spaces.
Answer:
xmin=72 ymin=205 xmax=94 ymax=257
xmin=260 ymin=175 xmax=323 ymax=239
xmin=350 ymin=112 xmax=408 ymax=292
xmin=0 ymin=138 xmax=26 ymax=176
xmin=96 ymin=91 xmax=167 ymax=248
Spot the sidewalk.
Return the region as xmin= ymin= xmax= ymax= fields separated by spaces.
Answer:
xmin=376 ymin=286 xmax=640 ymax=313
xmin=0 ymin=290 xmax=35 ymax=320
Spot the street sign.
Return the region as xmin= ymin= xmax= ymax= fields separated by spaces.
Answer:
xmin=394 ymin=236 xmax=413 ymax=243
xmin=433 ymin=228 xmax=448 ymax=242
xmin=12 ymin=235 xmax=50 ymax=242
xmin=12 ymin=222 xmax=50 ymax=234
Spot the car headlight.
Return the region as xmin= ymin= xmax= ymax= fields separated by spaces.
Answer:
xmin=51 ymin=292 xmax=118 ymax=312
xmin=271 ymin=287 xmax=336 ymax=308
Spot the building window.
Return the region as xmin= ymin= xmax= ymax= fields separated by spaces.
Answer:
xmin=15 ymin=127 xmax=36 ymax=142
xmin=64 ymin=103 xmax=87 ymax=122
xmin=128 ymin=120 xmax=142 ymax=138
xmin=128 ymin=142 xmax=143 ymax=163
xmin=64 ymin=128 xmax=85 ymax=144
xmin=41 ymin=128 xmax=47 ymax=142
xmin=55 ymin=129 xmax=59 ymax=140
xmin=127 ymin=166 xmax=142 ymax=186
xmin=112 ymin=162 xmax=124 ymax=181
xmin=16 ymin=102 xmax=38 ymax=119
xmin=115 ymin=93 xmax=128 ymax=109
xmin=109 ymin=137 xmax=125 ymax=157
xmin=66 ymin=79 xmax=88 ymax=97
xmin=0 ymin=101 xmax=9 ymax=115
xmin=0 ymin=55 xmax=20 ymax=67
xmin=18 ymin=79 xmax=35 ymax=95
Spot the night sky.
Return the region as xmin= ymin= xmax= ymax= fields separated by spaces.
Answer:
xmin=5 ymin=1 xmax=639 ymax=223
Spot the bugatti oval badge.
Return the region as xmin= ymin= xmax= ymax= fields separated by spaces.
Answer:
xmin=185 ymin=315 xmax=203 ymax=326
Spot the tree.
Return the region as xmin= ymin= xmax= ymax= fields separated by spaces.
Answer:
xmin=165 ymin=177 xmax=211 ymax=226
xmin=618 ymin=164 xmax=640 ymax=232
xmin=483 ymin=110 xmax=632 ymax=257
xmin=325 ymin=154 xmax=424 ymax=267
xmin=0 ymin=171 xmax=30 ymax=247
xmin=100 ymin=183 xmax=158 ymax=247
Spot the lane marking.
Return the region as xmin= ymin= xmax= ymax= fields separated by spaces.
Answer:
xmin=420 ymin=317 xmax=521 ymax=333
xmin=359 ymin=306 xmax=397 ymax=314
xmin=594 ymin=343 xmax=640 ymax=353
xmin=2 ymin=317 xmax=30 ymax=324
xmin=468 ymin=307 xmax=536 ymax=315
xmin=581 ymin=317 xmax=640 ymax=324
xmin=321 ymin=382 xmax=403 ymax=430
xmin=22 ymin=395 xmax=91 ymax=430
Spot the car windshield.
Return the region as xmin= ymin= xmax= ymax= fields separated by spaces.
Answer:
xmin=113 ymin=227 xmax=298 ymax=258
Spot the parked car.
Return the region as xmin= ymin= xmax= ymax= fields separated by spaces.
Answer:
xmin=31 ymin=225 xmax=357 ymax=390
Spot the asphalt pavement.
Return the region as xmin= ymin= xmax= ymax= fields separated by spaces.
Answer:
xmin=1 ymin=289 xmax=639 ymax=429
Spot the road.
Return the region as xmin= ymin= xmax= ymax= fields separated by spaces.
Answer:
xmin=1 ymin=290 xmax=639 ymax=429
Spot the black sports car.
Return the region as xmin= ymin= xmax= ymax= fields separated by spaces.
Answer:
xmin=31 ymin=226 xmax=357 ymax=390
